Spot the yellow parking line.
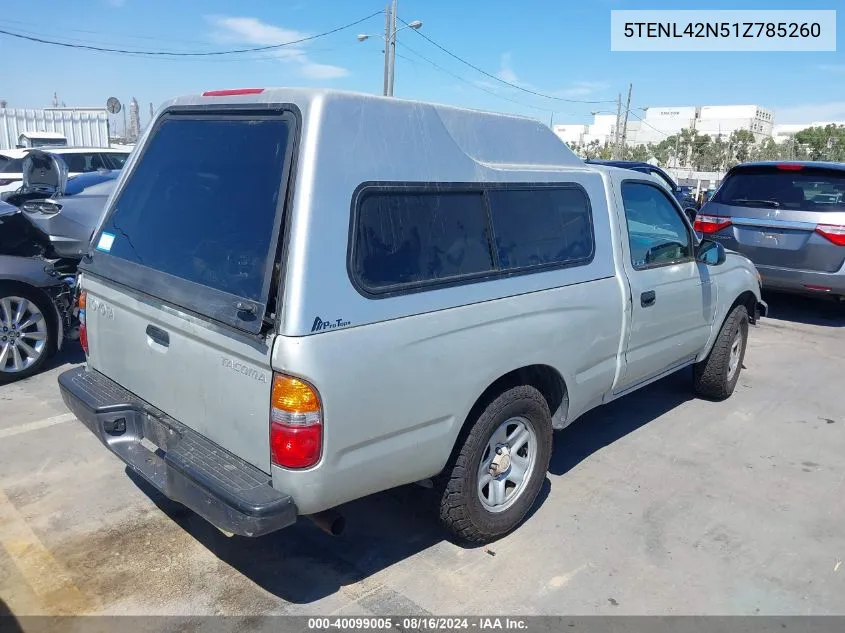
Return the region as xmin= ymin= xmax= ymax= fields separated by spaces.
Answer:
xmin=0 ymin=488 xmax=94 ymax=615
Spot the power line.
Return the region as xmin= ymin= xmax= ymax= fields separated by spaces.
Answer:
xmin=397 ymin=17 xmax=616 ymax=105
xmin=0 ymin=11 xmax=381 ymax=57
xmin=396 ymin=41 xmax=561 ymax=115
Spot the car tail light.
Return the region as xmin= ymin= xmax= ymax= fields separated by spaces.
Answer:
xmin=202 ymin=88 xmax=265 ymax=97
xmin=694 ymin=214 xmax=732 ymax=234
xmin=0 ymin=178 xmax=21 ymax=187
xmin=270 ymin=373 xmax=322 ymax=469
xmin=78 ymin=291 xmax=88 ymax=355
xmin=815 ymin=224 xmax=845 ymax=246
xmin=776 ymin=163 xmax=804 ymax=171
xmin=22 ymin=201 xmax=62 ymax=216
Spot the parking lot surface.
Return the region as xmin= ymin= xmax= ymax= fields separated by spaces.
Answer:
xmin=1 ymin=293 xmax=844 ymax=617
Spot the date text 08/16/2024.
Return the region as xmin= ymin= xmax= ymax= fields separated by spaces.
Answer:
xmin=307 ymin=617 xmax=528 ymax=630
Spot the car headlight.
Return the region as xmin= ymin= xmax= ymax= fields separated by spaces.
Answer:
xmin=22 ymin=200 xmax=62 ymax=216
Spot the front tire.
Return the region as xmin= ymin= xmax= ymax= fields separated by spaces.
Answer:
xmin=438 ymin=386 xmax=553 ymax=544
xmin=0 ymin=283 xmax=56 ymax=384
xmin=693 ymin=304 xmax=749 ymax=401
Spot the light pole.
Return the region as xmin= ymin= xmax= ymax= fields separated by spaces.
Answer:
xmin=357 ymin=2 xmax=422 ymax=96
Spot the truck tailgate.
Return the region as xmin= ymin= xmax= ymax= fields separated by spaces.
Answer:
xmin=83 ymin=274 xmax=274 ymax=473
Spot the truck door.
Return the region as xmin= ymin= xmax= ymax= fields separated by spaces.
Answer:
xmin=616 ymin=180 xmax=716 ymax=392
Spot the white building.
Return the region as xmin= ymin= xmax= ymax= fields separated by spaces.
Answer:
xmin=553 ymin=104 xmax=775 ymax=148
xmin=696 ymin=105 xmax=774 ymax=142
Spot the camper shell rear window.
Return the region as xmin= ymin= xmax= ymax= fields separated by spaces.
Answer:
xmin=86 ymin=107 xmax=298 ymax=334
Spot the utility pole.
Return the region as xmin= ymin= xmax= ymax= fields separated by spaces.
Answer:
xmin=387 ymin=0 xmax=398 ymax=96
xmin=613 ymin=92 xmax=622 ymax=159
xmin=382 ymin=3 xmax=391 ymax=96
xmin=619 ymin=83 xmax=633 ymax=159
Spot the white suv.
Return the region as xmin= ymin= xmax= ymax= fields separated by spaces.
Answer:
xmin=0 ymin=147 xmax=130 ymax=195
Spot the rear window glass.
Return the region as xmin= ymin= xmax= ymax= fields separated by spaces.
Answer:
xmin=103 ymin=153 xmax=130 ymax=169
xmin=56 ymin=152 xmax=108 ymax=173
xmin=0 ymin=157 xmax=23 ymax=173
xmin=353 ymin=191 xmax=494 ymax=291
xmin=99 ymin=116 xmax=289 ymax=300
xmin=715 ymin=166 xmax=845 ymax=211
xmin=487 ymin=188 xmax=593 ymax=269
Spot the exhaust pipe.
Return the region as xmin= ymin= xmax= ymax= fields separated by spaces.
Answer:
xmin=306 ymin=509 xmax=346 ymax=536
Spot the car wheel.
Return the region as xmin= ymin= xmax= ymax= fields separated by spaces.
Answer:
xmin=693 ymin=304 xmax=749 ymax=401
xmin=0 ymin=283 xmax=56 ymax=384
xmin=438 ymin=385 xmax=553 ymax=543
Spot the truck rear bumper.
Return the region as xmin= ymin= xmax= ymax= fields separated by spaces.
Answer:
xmin=58 ymin=366 xmax=297 ymax=537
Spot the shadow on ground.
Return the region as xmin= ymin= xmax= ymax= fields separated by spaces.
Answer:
xmin=550 ymin=368 xmax=693 ymax=476
xmin=130 ymin=372 xmax=692 ymax=605
xmin=0 ymin=597 xmax=24 ymax=633
xmin=762 ymin=291 xmax=845 ymax=328
xmin=44 ymin=341 xmax=85 ymax=372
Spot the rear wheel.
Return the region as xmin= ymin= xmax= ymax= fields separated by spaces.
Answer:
xmin=438 ymin=386 xmax=553 ymax=543
xmin=693 ymin=304 xmax=748 ymax=400
xmin=0 ymin=283 xmax=56 ymax=384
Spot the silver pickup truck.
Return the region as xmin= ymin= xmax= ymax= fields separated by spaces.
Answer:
xmin=58 ymin=88 xmax=766 ymax=543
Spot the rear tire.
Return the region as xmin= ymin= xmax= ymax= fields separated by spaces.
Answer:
xmin=693 ymin=304 xmax=748 ymax=401
xmin=438 ymin=386 xmax=553 ymax=544
xmin=0 ymin=282 xmax=57 ymax=385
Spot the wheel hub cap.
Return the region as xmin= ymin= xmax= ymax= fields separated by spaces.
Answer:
xmin=477 ymin=416 xmax=538 ymax=513
xmin=489 ymin=445 xmax=512 ymax=477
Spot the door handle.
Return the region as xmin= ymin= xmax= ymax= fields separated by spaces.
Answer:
xmin=641 ymin=290 xmax=656 ymax=307
xmin=145 ymin=324 xmax=170 ymax=347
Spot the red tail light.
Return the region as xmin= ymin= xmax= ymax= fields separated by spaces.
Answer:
xmin=202 ymin=88 xmax=265 ymax=97
xmin=694 ymin=214 xmax=732 ymax=234
xmin=77 ymin=291 xmax=88 ymax=355
xmin=815 ymin=224 xmax=845 ymax=246
xmin=776 ymin=163 xmax=804 ymax=171
xmin=270 ymin=374 xmax=322 ymax=469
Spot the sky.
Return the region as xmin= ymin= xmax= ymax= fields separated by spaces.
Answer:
xmin=1 ymin=0 xmax=844 ymax=134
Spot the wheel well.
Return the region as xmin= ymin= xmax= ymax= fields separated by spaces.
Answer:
xmin=457 ymin=363 xmax=566 ymax=444
xmin=731 ymin=290 xmax=759 ymax=324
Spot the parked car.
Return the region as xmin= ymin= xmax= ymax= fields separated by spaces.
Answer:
xmin=59 ymin=89 xmax=766 ymax=544
xmin=0 ymin=199 xmax=77 ymax=383
xmin=696 ymin=161 xmax=845 ymax=301
xmin=0 ymin=147 xmax=129 ymax=195
xmin=586 ymin=160 xmax=699 ymax=213
xmin=20 ymin=169 xmax=120 ymax=259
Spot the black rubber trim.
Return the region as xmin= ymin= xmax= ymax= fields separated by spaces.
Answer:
xmin=58 ymin=366 xmax=297 ymax=537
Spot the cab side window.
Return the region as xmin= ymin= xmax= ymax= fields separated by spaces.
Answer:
xmin=622 ymin=182 xmax=692 ymax=269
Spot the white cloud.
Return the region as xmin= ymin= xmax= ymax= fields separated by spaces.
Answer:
xmin=496 ymin=53 xmax=520 ymax=84
xmin=206 ymin=15 xmax=348 ymax=80
xmin=774 ymin=102 xmax=845 ymax=124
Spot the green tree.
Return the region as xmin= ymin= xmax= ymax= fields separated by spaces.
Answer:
xmin=750 ymin=137 xmax=782 ymax=162
xmin=624 ymin=144 xmax=651 ymax=162
xmin=794 ymin=124 xmax=845 ymax=161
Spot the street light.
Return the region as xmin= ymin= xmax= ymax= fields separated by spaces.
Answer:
xmin=356 ymin=1 xmax=422 ymax=97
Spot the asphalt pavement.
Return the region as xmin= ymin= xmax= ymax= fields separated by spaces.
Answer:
xmin=1 ymin=293 xmax=843 ymax=617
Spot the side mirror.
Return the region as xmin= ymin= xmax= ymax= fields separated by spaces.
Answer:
xmin=696 ymin=239 xmax=726 ymax=266
xmin=684 ymin=207 xmax=697 ymax=224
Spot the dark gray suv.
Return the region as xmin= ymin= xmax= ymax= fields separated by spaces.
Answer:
xmin=696 ymin=162 xmax=845 ymax=300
